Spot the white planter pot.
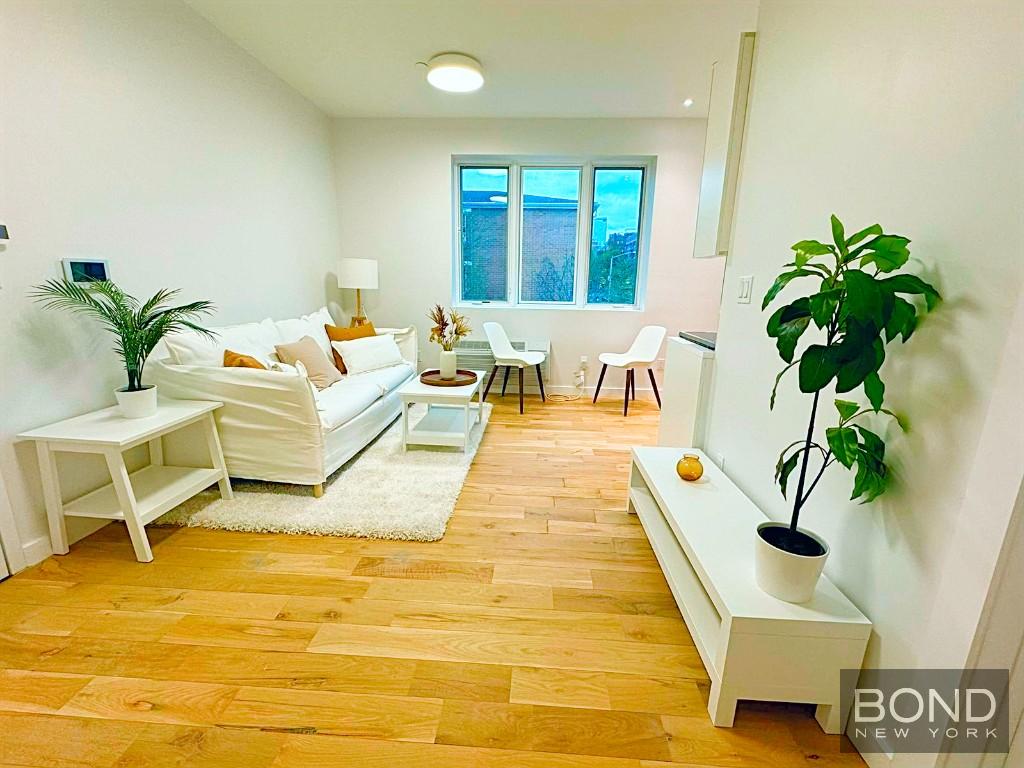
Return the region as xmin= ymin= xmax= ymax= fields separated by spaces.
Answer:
xmin=439 ymin=350 xmax=457 ymax=380
xmin=754 ymin=521 xmax=829 ymax=603
xmin=115 ymin=385 xmax=158 ymax=419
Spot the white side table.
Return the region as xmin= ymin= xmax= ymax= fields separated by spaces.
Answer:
xmin=397 ymin=371 xmax=485 ymax=451
xmin=18 ymin=400 xmax=231 ymax=563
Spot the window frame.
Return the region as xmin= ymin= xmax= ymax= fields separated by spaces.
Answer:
xmin=452 ymin=155 xmax=656 ymax=311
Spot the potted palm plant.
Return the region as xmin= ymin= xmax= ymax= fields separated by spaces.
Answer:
xmin=759 ymin=215 xmax=940 ymax=602
xmin=31 ymin=279 xmax=215 ymax=418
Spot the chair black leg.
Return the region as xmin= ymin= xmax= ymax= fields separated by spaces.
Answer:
xmin=518 ymin=367 xmax=524 ymax=414
xmin=630 ymin=370 xmax=636 ymax=400
xmin=482 ymin=365 xmax=499 ymax=402
xmin=593 ymin=364 xmax=607 ymax=403
xmin=535 ymin=364 xmax=546 ymax=402
xmin=501 ymin=366 xmax=511 ymax=396
xmin=623 ymin=370 xmax=632 ymax=416
xmin=648 ymin=368 xmax=661 ymax=408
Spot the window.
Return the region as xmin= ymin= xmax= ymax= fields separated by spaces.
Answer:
xmin=454 ymin=156 xmax=654 ymax=309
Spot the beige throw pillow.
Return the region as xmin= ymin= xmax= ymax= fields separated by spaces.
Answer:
xmin=274 ymin=336 xmax=341 ymax=390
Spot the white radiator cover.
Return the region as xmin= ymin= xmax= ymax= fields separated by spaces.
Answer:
xmin=455 ymin=338 xmax=550 ymax=382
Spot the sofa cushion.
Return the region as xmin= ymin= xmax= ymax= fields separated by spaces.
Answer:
xmin=275 ymin=307 xmax=333 ymax=357
xmin=314 ymin=378 xmax=384 ymax=431
xmin=313 ymin=362 xmax=414 ymax=431
xmin=349 ymin=362 xmax=415 ymax=393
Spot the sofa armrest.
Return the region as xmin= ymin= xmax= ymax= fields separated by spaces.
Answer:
xmin=376 ymin=326 xmax=418 ymax=368
xmin=146 ymin=360 xmax=326 ymax=484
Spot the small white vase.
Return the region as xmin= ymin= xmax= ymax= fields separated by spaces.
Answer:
xmin=115 ymin=385 xmax=158 ymax=419
xmin=754 ymin=521 xmax=829 ymax=603
xmin=439 ymin=350 xmax=458 ymax=380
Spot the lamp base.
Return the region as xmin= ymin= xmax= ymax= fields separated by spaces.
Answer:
xmin=350 ymin=314 xmax=370 ymax=327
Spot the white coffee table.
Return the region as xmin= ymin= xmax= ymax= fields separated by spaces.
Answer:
xmin=398 ymin=371 xmax=485 ymax=451
xmin=18 ymin=400 xmax=232 ymax=563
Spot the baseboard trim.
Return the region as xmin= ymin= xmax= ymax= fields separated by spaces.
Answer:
xmin=21 ymin=535 xmax=52 ymax=568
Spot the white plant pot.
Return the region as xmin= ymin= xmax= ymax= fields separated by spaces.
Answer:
xmin=115 ymin=385 xmax=158 ymax=419
xmin=439 ymin=350 xmax=458 ymax=380
xmin=754 ymin=521 xmax=829 ymax=603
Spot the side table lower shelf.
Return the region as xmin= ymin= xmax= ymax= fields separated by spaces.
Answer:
xmin=64 ymin=465 xmax=222 ymax=525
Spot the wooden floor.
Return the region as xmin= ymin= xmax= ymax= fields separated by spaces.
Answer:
xmin=0 ymin=395 xmax=864 ymax=767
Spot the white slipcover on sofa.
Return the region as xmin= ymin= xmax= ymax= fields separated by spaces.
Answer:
xmin=147 ymin=308 xmax=417 ymax=492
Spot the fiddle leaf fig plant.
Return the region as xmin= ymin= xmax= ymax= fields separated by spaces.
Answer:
xmin=764 ymin=215 xmax=940 ymax=535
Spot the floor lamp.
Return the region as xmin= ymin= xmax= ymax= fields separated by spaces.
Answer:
xmin=337 ymin=258 xmax=378 ymax=327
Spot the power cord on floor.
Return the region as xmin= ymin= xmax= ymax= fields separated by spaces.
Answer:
xmin=546 ymin=369 xmax=585 ymax=402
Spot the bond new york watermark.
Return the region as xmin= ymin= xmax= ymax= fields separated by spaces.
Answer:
xmin=841 ymin=669 xmax=1009 ymax=754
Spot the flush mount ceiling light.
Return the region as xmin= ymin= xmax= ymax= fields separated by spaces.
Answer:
xmin=423 ymin=52 xmax=484 ymax=93
xmin=682 ymin=98 xmax=694 ymax=108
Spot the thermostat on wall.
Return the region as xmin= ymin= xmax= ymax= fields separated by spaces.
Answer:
xmin=61 ymin=258 xmax=110 ymax=283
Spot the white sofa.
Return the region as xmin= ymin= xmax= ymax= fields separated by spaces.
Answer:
xmin=147 ymin=308 xmax=417 ymax=493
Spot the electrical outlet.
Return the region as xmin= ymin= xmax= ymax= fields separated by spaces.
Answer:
xmin=738 ymin=275 xmax=753 ymax=304
xmin=579 ymin=355 xmax=589 ymax=369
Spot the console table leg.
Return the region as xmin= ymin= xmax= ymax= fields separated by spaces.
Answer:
xmin=36 ymin=442 xmax=69 ymax=555
xmin=104 ymin=449 xmax=153 ymax=563
xmin=815 ymin=700 xmax=849 ymax=735
xmin=708 ymin=682 xmax=738 ymax=727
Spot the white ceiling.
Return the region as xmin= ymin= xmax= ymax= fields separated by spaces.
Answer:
xmin=185 ymin=0 xmax=759 ymax=118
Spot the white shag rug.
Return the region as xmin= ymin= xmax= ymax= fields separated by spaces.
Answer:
xmin=156 ymin=403 xmax=491 ymax=542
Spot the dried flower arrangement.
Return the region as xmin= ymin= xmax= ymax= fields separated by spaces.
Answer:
xmin=427 ymin=304 xmax=471 ymax=352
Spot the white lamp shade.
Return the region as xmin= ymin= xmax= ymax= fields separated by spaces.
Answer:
xmin=337 ymin=258 xmax=379 ymax=289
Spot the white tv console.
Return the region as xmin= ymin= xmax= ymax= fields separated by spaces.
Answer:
xmin=627 ymin=447 xmax=871 ymax=733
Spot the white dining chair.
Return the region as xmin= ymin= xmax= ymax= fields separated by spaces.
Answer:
xmin=481 ymin=321 xmax=546 ymax=414
xmin=593 ymin=325 xmax=667 ymax=416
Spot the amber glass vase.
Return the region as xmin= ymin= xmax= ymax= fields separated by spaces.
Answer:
xmin=676 ymin=453 xmax=704 ymax=481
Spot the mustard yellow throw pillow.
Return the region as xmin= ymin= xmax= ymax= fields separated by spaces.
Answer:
xmin=223 ymin=349 xmax=267 ymax=370
xmin=325 ymin=322 xmax=376 ymax=373
xmin=274 ymin=336 xmax=342 ymax=390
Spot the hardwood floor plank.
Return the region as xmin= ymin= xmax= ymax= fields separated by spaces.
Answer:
xmin=509 ymin=667 xmax=611 ymax=710
xmin=112 ymin=723 xmax=285 ymax=768
xmin=552 ymin=587 xmax=682 ymax=619
xmin=492 ymin=563 xmax=594 ymax=589
xmin=273 ymin=734 xmax=647 ymax=768
xmin=364 ymin=578 xmax=553 ymax=609
xmin=351 ymin=556 xmax=494 ymax=583
xmin=434 ymin=699 xmax=674 ymax=762
xmin=307 ymin=624 xmax=705 ymax=677
xmin=0 ymin=669 xmax=93 ymax=714
xmin=219 ymin=686 xmax=442 ymax=742
xmin=159 ymin=615 xmax=320 ymax=653
xmin=60 ymin=676 xmax=239 ymax=727
xmin=407 ymin=659 xmax=512 ymax=703
xmin=0 ymin=712 xmax=140 ymax=768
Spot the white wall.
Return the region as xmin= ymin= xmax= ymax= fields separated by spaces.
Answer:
xmin=705 ymin=2 xmax=1023 ymax=764
xmin=0 ymin=0 xmax=339 ymax=564
xmin=331 ymin=118 xmax=723 ymax=391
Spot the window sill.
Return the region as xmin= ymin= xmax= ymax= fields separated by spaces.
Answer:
xmin=454 ymin=302 xmax=644 ymax=313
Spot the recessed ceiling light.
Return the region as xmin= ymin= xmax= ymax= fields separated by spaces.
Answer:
xmin=425 ymin=53 xmax=484 ymax=93
xmin=682 ymin=98 xmax=694 ymax=108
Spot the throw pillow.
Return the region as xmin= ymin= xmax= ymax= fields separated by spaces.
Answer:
xmin=275 ymin=336 xmax=342 ymax=390
xmin=325 ymin=322 xmax=376 ymax=373
xmin=223 ymin=349 xmax=267 ymax=370
xmin=332 ymin=334 xmax=403 ymax=375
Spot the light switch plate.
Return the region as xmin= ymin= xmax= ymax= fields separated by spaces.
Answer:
xmin=738 ymin=275 xmax=753 ymax=304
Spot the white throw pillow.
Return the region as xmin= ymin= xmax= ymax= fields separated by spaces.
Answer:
xmin=164 ymin=332 xmax=221 ymax=366
xmin=332 ymin=335 xmax=403 ymax=375
xmin=275 ymin=307 xmax=334 ymax=356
